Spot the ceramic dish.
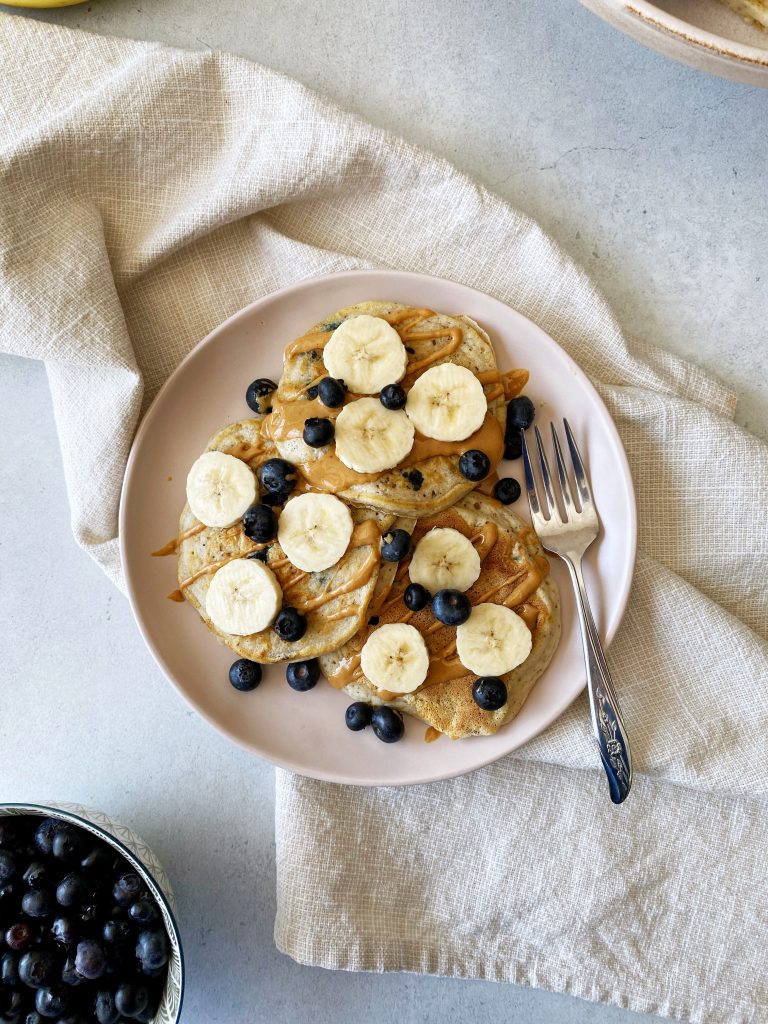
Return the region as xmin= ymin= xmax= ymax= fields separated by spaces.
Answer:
xmin=0 ymin=802 xmax=183 ymax=1024
xmin=580 ymin=0 xmax=768 ymax=86
xmin=120 ymin=269 xmax=636 ymax=787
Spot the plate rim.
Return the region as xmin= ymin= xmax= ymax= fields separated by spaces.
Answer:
xmin=119 ymin=268 xmax=637 ymax=786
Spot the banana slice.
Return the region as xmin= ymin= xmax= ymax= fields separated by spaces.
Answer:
xmin=405 ymin=363 xmax=487 ymax=441
xmin=360 ymin=623 xmax=430 ymax=693
xmin=186 ymin=451 xmax=256 ymax=529
xmin=455 ymin=603 xmax=532 ymax=676
xmin=205 ymin=558 xmax=282 ymax=636
xmin=323 ymin=315 xmax=407 ymax=394
xmin=277 ymin=493 xmax=354 ymax=572
xmin=335 ymin=398 xmax=414 ymax=473
xmin=409 ymin=527 xmax=481 ymax=593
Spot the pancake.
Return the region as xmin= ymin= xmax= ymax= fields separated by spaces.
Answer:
xmin=267 ymin=301 xmax=528 ymax=518
xmin=174 ymin=419 xmax=393 ymax=662
xmin=319 ymin=492 xmax=560 ymax=739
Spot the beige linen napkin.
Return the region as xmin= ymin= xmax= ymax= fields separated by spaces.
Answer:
xmin=2 ymin=16 xmax=767 ymax=1024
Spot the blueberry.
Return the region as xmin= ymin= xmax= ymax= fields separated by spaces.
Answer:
xmin=228 ymin=659 xmax=262 ymax=692
xmin=24 ymin=1012 xmax=44 ymax=1024
xmin=302 ymin=417 xmax=334 ymax=448
xmin=506 ymin=395 xmax=535 ymax=431
xmin=21 ymin=863 xmax=49 ymax=890
xmin=472 ymin=676 xmax=508 ymax=711
xmin=1 ymin=952 xmax=19 ymax=987
xmin=317 ymin=377 xmax=346 ymax=408
xmin=258 ymin=458 xmax=297 ymax=501
xmin=367 ymin=616 xmax=379 ymax=626
xmin=371 ymin=707 xmax=404 ymax=743
xmin=51 ymin=827 xmax=85 ymax=866
xmin=379 ymin=384 xmax=406 ymax=410
xmin=458 ymin=449 xmax=491 ymax=482
xmin=21 ymin=891 xmax=54 ymax=920
xmin=18 ymin=951 xmax=57 ymax=989
xmin=0 ymin=989 xmax=24 ymax=1022
xmin=5 ymin=923 xmax=33 ymax=952
xmin=503 ymin=434 xmax=522 ymax=461
xmin=402 ymin=468 xmax=423 ymax=491
xmin=403 ymin=583 xmax=430 ymax=611
xmin=247 ymin=548 xmax=269 ymax=563
xmin=431 ymin=589 xmax=471 ymax=626
xmin=74 ymin=939 xmax=106 ymax=981
xmin=94 ymin=990 xmax=120 ymax=1024
xmin=101 ymin=920 xmax=133 ymax=948
xmin=111 ymin=874 xmax=143 ymax=909
xmin=493 ymin=477 xmax=521 ymax=504
xmin=135 ymin=930 xmax=168 ymax=973
xmin=128 ymin=900 xmax=158 ymax=926
xmin=345 ymin=703 xmax=372 ymax=732
xmin=273 ymin=608 xmax=307 ymax=643
xmin=285 ymin=660 xmax=319 ymax=692
xmin=35 ymin=985 xmax=70 ymax=1018
xmin=55 ymin=874 xmax=87 ymax=910
xmin=0 ymin=852 xmax=17 ymax=886
xmin=80 ymin=844 xmax=116 ymax=876
xmin=77 ymin=897 xmax=109 ymax=927
xmin=60 ymin=957 xmax=86 ymax=988
xmin=245 ymin=377 xmax=276 ymax=414
xmin=381 ymin=529 xmax=411 ymax=562
xmin=0 ymin=822 xmax=20 ymax=850
xmin=114 ymin=981 xmax=148 ymax=1018
xmin=242 ymin=504 xmax=277 ymax=543
xmin=33 ymin=821 xmax=59 ymax=858
xmin=50 ymin=918 xmax=76 ymax=948
xmin=305 ymin=384 xmax=319 ymax=400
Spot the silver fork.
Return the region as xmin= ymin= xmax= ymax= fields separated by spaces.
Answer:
xmin=521 ymin=420 xmax=632 ymax=804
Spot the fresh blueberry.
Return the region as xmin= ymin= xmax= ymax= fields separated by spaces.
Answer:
xmin=472 ymin=676 xmax=508 ymax=711
xmin=503 ymin=434 xmax=522 ymax=461
xmin=247 ymin=547 xmax=269 ymax=563
xmin=305 ymin=384 xmax=319 ymax=400
xmin=0 ymin=885 xmax=18 ymax=914
xmin=74 ymin=939 xmax=106 ymax=981
xmin=317 ymin=377 xmax=346 ymax=408
xmin=50 ymin=918 xmax=76 ymax=948
xmin=371 ymin=707 xmax=405 ymax=743
xmin=431 ymin=589 xmax=471 ymax=626
xmin=128 ymin=900 xmax=158 ymax=926
xmin=273 ymin=608 xmax=307 ymax=643
xmin=21 ymin=891 xmax=55 ymax=920
xmin=0 ymin=952 xmax=19 ymax=988
xmin=51 ymin=827 xmax=85 ymax=866
xmin=35 ymin=984 xmax=70 ymax=1018
xmin=55 ymin=874 xmax=88 ymax=909
xmin=402 ymin=468 xmax=423 ymax=491
xmin=101 ymin=920 xmax=133 ymax=949
xmin=242 ymin=504 xmax=277 ymax=543
xmin=18 ymin=951 xmax=57 ymax=989
xmin=114 ymin=981 xmax=148 ymax=1018
xmin=381 ymin=529 xmax=411 ymax=562
xmin=379 ymin=384 xmax=406 ymax=410
xmin=258 ymin=458 xmax=297 ymax=501
xmin=302 ymin=417 xmax=334 ymax=447
xmin=80 ymin=844 xmax=116 ymax=876
xmin=94 ymin=989 xmax=120 ymax=1024
xmin=403 ymin=583 xmax=430 ymax=611
xmin=493 ymin=477 xmax=521 ymax=504
xmin=24 ymin=1012 xmax=44 ymax=1024
xmin=228 ymin=659 xmax=262 ymax=692
xmin=286 ymin=660 xmax=320 ymax=692
xmin=77 ymin=897 xmax=110 ymax=927
xmin=135 ymin=930 xmax=168 ymax=973
xmin=4 ymin=923 xmax=33 ymax=952
xmin=0 ymin=851 xmax=17 ymax=886
xmin=111 ymin=874 xmax=143 ymax=909
xmin=60 ymin=956 xmax=86 ymax=988
xmin=245 ymin=377 xmax=277 ymax=414
xmin=0 ymin=989 xmax=24 ymax=1021
xmin=345 ymin=703 xmax=372 ymax=732
xmin=367 ymin=616 xmax=379 ymax=626
xmin=33 ymin=821 xmax=59 ymax=858
xmin=506 ymin=395 xmax=535 ymax=431
xmin=458 ymin=449 xmax=491 ymax=482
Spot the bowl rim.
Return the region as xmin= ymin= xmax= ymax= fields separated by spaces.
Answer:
xmin=0 ymin=802 xmax=184 ymax=1023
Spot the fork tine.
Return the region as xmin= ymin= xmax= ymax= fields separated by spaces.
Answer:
xmin=563 ymin=418 xmax=593 ymax=507
xmin=534 ymin=426 xmax=558 ymax=520
xmin=520 ymin=428 xmax=541 ymax=519
xmin=550 ymin=423 xmax=575 ymax=514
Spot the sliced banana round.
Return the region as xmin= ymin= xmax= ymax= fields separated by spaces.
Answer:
xmin=277 ymin=492 xmax=354 ymax=573
xmin=205 ymin=558 xmax=282 ymax=636
xmin=186 ymin=451 xmax=256 ymax=528
xmin=409 ymin=527 xmax=481 ymax=593
xmin=323 ymin=315 xmax=407 ymax=394
xmin=360 ymin=623 xmax=430 ymax=693
xmin=335 ymin=398 xmax=414 ymax=474
xmin=455 ymin=603 xmax=532 ymax=676
xmin=405 ymin=363 xmax=487 ymax=441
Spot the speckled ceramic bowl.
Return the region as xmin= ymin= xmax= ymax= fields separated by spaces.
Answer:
xmin=0 ymin=802 xmax=184 ymax=1024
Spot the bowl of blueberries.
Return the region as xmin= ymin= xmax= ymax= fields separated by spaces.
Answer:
xmin=0 ymin=803 xmax=183 ymax=1024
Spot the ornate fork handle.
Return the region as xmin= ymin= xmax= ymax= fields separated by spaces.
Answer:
xmin=565 ymin=557 xmax=633 ymax=804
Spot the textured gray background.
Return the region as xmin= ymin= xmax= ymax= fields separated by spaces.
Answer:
xmin=1 ymin=1 xmax=766 ymax=1022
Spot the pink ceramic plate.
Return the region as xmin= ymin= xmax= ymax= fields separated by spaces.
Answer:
xmin=120 ymin=270 xmax=636 ymax=786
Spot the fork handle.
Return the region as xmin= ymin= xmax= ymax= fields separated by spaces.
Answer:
xmin=566 ymin=557 xmax=633 ymax=804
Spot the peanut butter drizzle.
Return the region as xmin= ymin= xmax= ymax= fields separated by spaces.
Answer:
xmin=285 ymin=329 xmax=334 ymax=358
xmin=152 ymin=522 xmax=205 ymax=557
xmin=168 ymin=551 xmax=246 ymax=601
xmin=476 ymin=368 xmax=529 ymax=402
xmin=324 ymin=606 xmax=357 ymax=623
xmin=424 ymin=726 xmax=442 ymax=743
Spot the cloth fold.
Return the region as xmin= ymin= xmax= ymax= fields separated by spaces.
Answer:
xmin=2 ymin=16 xmax=767 ymax=1024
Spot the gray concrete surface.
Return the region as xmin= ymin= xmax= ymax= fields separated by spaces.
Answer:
xmin=1 ymin=1 xmax=766 ymax=1022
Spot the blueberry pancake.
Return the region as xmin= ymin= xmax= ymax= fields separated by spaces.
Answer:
xmin=267 ymin=301 xmax=529 ymax=518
